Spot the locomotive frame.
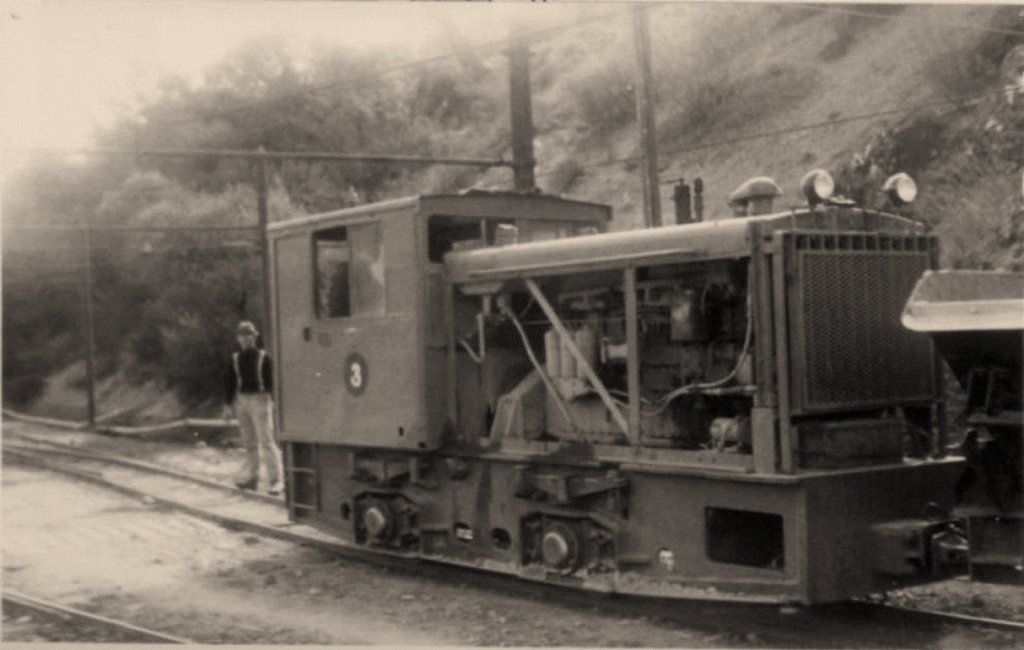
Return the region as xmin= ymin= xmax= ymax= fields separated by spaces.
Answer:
xmin=267 ymin=186 xmax=966 ymax=605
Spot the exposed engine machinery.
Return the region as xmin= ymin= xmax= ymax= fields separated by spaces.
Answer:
xmin=268 ymin=174 xmax=972 ymax=605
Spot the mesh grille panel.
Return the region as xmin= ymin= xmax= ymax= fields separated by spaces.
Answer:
xmin=797 ymin=251 xmax=933 ymax=411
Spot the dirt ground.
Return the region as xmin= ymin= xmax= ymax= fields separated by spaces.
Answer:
xmin=2 ymin=421 xmax=743 ymax=647
xmin=5 ymin=417 xmax=1024 ymax=647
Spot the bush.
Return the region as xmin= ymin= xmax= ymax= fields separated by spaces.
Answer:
xmin=542 ymin=158 xmax=584 ymax=195
xmin=574 ymin=63 xmax=637 ymax=136
xmin=818 ymin=4 xmax=906 ymax=63
xmin=1 ymin=279 xmax=83 ymax=407
xmin=658 ymin=64 xmax=817 ymax=145
xmin=5 ymin=375 xmax=47 ymax=408
xmin=163 ymin=322 xmax=236 ymax=407
xmin=924 ymin=48 xmax=1000 ymax=101
xmin=130 ymin=242 xmax=262 ymax=408
xmin=412 ymin=71 xmax=478 ymax=128
xmin=921 ymin=6 xmax=1024 ymax=102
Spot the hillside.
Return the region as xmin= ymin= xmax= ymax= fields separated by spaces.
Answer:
xmin=524 ymin=3 xmax=1023 ymax=256
xmin=5 ymin=3 xmax=1024 ymax=419
xmin=438 ymin=3 xmax=1024 ymax=271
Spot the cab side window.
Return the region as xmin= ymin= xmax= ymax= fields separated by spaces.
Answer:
xmin=314 ymin=222 xmax=384 ymax=319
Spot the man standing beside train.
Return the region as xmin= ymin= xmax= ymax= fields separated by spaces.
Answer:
xmin=224 ymin=320 xmax=285 ymax=496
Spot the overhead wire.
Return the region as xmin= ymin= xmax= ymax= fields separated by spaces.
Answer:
xmin=4 ymin=224 xmax=257 ymax=232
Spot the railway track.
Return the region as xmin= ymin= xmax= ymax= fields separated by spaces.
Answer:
xmin=6 ymin=430 xmax=1024 ymax=647
xmin=2 ymin=589 xmax=191 ymax=643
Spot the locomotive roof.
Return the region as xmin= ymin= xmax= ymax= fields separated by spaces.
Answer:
xmin=446 ymin=206 xmax=927 ymax=283
xmin=267 ymin=191 xmax=611 ymax=233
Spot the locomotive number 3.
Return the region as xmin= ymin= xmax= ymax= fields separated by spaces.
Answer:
xmin=345 ymin=353 xmax=368 ymax=396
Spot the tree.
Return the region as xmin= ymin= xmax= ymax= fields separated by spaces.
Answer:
xmin=97 ymin=38 xmax=440 ymax=211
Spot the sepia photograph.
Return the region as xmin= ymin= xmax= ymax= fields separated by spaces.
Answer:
xmin=2 ymin=1 xmax=1023 ymax=647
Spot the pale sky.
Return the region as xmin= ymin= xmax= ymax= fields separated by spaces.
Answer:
xmin=0 ymin=1 xmax=597 ymax=153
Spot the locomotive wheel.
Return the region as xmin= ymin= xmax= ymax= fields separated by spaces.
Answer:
xmin=541 ymin=522 xmax=581 ymax=573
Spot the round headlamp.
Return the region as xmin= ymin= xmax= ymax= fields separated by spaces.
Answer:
xmin=800 ymin=169 xmax=835 ymax=206
xmin=883 ymin=172 xmax=917 ymax=206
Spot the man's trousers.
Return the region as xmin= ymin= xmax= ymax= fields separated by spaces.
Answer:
xmin=235 ymin=392 xmax=284 ymax=487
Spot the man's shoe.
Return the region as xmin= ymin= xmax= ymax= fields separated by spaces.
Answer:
xmin=268 ymin=481 xmax=285 ymax=496
xmin=235 ymin=478 xmax=257 ymax=490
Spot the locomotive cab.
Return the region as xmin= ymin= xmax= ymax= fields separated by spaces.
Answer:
xmin=267 ymin=192 xmax=609 ymax=511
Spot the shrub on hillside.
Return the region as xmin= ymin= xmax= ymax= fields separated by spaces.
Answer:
xmin=2 ymin=280 xmax=83 ymax=407
xmin=542 ymin=158 xmax=584 ymax=195
xmin=412 ymin=70 xmax=483 ymax=129
xmin=658 ymin=64 xmax=817 ymax=144
xmin=573 ymin=63 xmax=637 ymax=136
xmin=160 ymin=317 xmax=238 ymax=407
xmin=818 ymin=4 xmax=906 ymax=63
xmin=922 ymin=6 xmax=1024 ymax=102
xmin=933 ymin=184 xmax=1024 ymax=271
xmin=130 ymin=243 xmax=263 ymax=408
xmin=925 ymin=48 xmax=1000 ymax=101
xmin=838 ymin=99 xmax=1024 ymax=272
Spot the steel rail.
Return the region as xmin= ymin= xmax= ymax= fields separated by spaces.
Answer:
xmin=1 ymin=444 xmax=410 ymax=569
xmin=868 ymin=602 xmax=1024 ymax=633
xmin=5 ymin=434 xmax=281 ymax=505
xmin=2 ymin=589 xmax=192 ymax=643
xmin=6 ymin=437 xmax=1024 ymax=644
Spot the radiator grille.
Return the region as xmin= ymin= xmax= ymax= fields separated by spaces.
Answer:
xmin=793 ymin=242 xmax=934 ymax=412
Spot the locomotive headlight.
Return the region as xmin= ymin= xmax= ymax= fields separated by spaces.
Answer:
xmin=883 ymin=172 xmax=917 ymax=206
xmin=800 ymin=169 xmax=835 ymax=206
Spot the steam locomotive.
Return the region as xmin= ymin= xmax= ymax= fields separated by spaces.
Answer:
xmin=267 ymin=171 xmax=976 ymax=604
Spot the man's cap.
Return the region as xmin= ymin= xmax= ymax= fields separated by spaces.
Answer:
xmin=237 ymin=321 xmax=258 ymax=336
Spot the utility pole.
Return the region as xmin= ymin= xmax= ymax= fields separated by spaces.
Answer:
xmin=508 ymin=23 xmax=536 ymax=192
xmin=81 ymin=222 xmax=97 ymax=429
xmin=255 ymin=149 xmax=273 ymax=355
xmin=633 ymin=4 xmax=661 ymax=227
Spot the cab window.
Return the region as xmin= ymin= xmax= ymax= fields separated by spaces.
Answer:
xmin=427 ymin=216 xmax=516 ymax=263
xmin=314 ymin=222 xmax=384 ymax=318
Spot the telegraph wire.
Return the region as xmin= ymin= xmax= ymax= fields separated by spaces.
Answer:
xmin=3 ymin=146 xmax=512 ymax=168
xmin=4 ymin=224 xmax=257 ymax=232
